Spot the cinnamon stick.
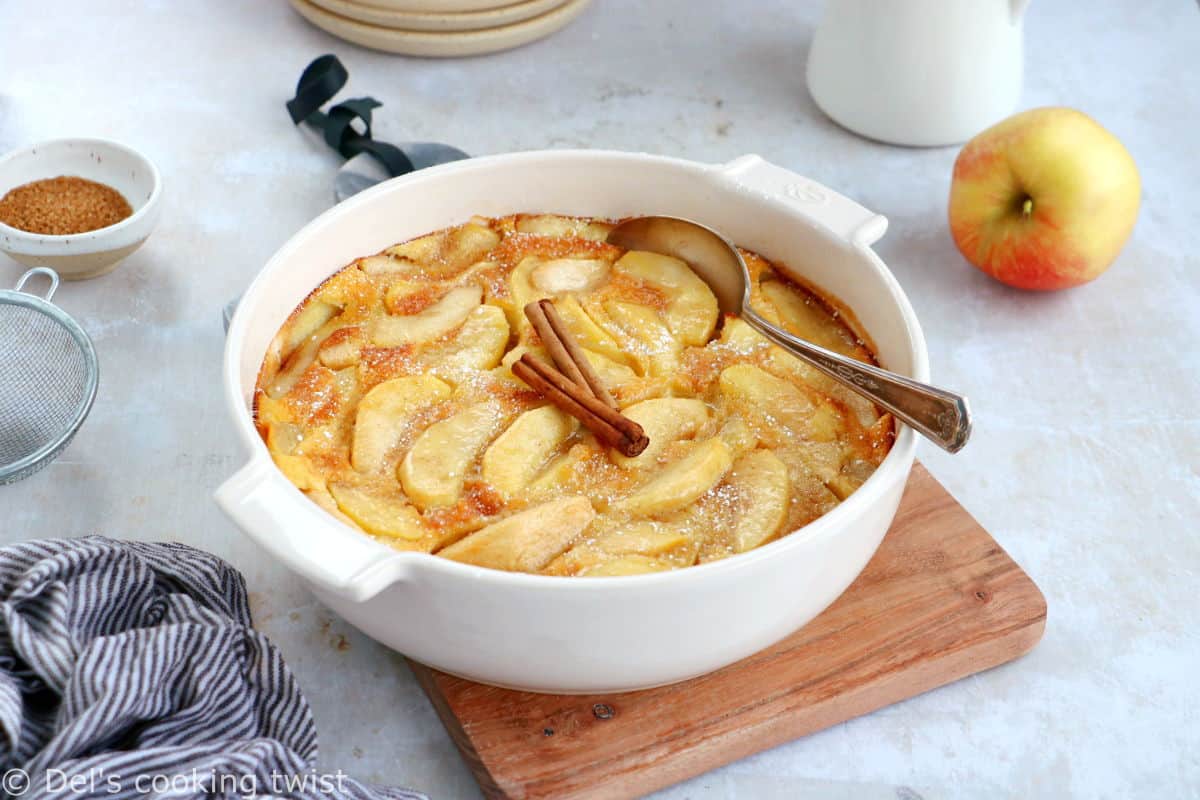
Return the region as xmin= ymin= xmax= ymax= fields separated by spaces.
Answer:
xmin=513 ymin=355 xmax=649 ymax=457
xmin=538 ymin=299 xmax=618 ymax=410
xmin=524 ymin=300 xmax=589 ymax=389
xmin=523 ymin=299 xmax=618 ymax=410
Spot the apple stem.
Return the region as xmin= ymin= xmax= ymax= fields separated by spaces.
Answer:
xmin=1022 ymin=197 xmax=1034 ymax=217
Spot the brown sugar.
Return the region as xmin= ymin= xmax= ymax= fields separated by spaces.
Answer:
xmin=0 ymin=176 xmax=133 ymax=235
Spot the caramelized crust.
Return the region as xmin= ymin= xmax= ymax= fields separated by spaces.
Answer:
xmin=255 ymin=215 xmax=894 ymax=576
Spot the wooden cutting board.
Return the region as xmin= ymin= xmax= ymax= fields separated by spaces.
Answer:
xmin=408 ymin=463 xmax=1047 ymax=799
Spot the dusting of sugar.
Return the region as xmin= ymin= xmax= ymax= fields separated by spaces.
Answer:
xmin=253 ymin=214 xmax=889 ymax=572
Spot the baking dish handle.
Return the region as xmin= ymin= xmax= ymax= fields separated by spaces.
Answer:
xmin=214 ymin=458 xmax=408 ymax=603
xmin=717 ymin=154 xmax=888 ymax=247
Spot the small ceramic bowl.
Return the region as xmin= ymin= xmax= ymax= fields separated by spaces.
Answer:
xmin=0 ymin=138 xmax=162 ymax=280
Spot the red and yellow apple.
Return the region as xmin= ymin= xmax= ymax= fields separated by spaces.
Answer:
xmin=948 ymin=107 xmax=1141 ymax=290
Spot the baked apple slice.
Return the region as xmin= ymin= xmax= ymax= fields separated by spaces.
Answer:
xmin=317 ymin=326 xmax=365 ymax=370
xmin=303 ymin=486 xmax=358 ymax=529
xmin=439 ymin=496 xmax=596 ymax=572
xmin=580 ymin=555 xmax=677 ymax=577
xmin=527 ymin=442 xmax=593 ymax=496
xmin=509 ymin=256 xmax=612 ymax=329
xmin=281 ymin=300 xmax=339 ymax=361
xmin=351 ymin=375 xmax=452 ymax=474
xmin=727 ymin=450 xmax=790 ymax=552
xmin=383 ymin=221 xmax=501 ymax=278
xmin=481 ymin=405 xmax=579 ymax=498
xmin=612 ymin=398 xmax=709 ymax=469
xmin=494 ymin=344 xmax=543 ymax=386
xmin=826 ymin=458 xmax=879 ymax=501
xmin=426 ymin=305 xmax=511 ymax=378
xmin=265 ymin=313 xmax=345 ymax=398
xmin=580 ymin=347 xmax=637 ymax=386
xmin=717 ymin=317 xmax=770 ymax=354
xmin=531 ymin=258 xmax=611 ymax=294
xmin=543 ymin=520 xmax=696 ymax=575
xmin=760 ymin=280 xmax=867 ymax=360
xmin=548 ymin=296 xmax=629 ymax=365
xmin=506 ymin=256 xmax=544 ymax=327
xmin=515 ymin=214 xmax=614 ymax=241
xmin=399 ymin=402 xmax=502 ymax=510
xmin=718 ymin=363 xmax=841 ymax=443
xmin=601 ymin=300 xmax=681 ymax=377
xmin=328 ymin=482 xmax=426 ymax=541
xmin=614 ymin=251 xmax=719 ymax=346
xmin=617 ymin=438 xmax=732 ymax=516
xmin=496 ymin=342 xmax=632 ymax=393
xmin=358 ymin=254 xmax=408 ymax=276
xmin=265 ymin=422 xmax=303 ymax=456
xmin=369 ymin=285 xmax=482 ymax=346
xmin=764 ymin=347 xmax=881 ymax=429
xmin=594 ymin=522 xmax=697 ymax=562
xmin=716 ymin=416 xmax=758 ymax=459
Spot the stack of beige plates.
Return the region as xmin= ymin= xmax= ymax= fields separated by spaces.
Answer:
xmin=289 ymin=0 xmax=592 ymax=57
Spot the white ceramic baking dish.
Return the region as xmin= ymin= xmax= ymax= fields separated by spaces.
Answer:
xmin=216 ymin=150 xmax=926 ymax=693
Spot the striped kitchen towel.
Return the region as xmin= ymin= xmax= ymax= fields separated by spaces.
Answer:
xmin=0 ymin=537 xmax=426 ymax=799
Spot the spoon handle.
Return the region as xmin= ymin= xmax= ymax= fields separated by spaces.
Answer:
xmin=741 ymin=308 xmax=972 ymax=453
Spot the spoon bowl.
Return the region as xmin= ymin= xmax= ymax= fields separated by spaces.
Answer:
xmin=607 ymin=215 xmax=972 ymax=453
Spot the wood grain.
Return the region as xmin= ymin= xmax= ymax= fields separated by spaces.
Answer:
xmin=408 ymin=463 xmax=1047 ymax=800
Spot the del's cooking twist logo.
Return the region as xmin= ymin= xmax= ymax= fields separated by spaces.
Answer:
xmin=1 ymin=766 xmax=351 ymax=796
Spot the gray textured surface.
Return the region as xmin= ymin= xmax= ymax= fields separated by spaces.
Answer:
xmin=1 ymin=1 xmax=1197 ymax=797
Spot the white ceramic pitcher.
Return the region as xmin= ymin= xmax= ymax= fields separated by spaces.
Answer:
xmin=806 ymin=0 xmax=1030 ymax=146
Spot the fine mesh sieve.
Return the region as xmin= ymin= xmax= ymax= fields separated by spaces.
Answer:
xmin=0 ymin=268 xmax=99 ymax=484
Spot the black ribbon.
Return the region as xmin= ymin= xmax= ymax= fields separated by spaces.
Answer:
xmin=286 ymin=54 xmax=414 ymax=178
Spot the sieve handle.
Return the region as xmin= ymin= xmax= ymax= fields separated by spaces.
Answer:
xmin=14 ymin=268 xmax=60 ymax=302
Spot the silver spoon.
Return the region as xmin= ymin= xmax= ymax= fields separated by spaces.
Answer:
xmin=607 ymin=216 xmax=971 ymax=453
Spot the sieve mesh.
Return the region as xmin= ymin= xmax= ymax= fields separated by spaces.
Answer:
xmin=0 ymin=270 xmax=98 ymax=483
